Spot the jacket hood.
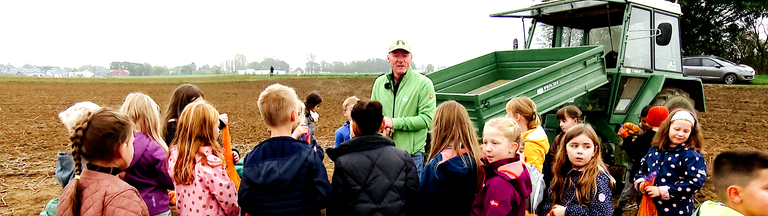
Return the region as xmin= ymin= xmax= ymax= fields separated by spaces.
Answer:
xmin=130 ymin=132 xmax=151 ymax=168
xmin=482 ymin=156 xmax=532 ymax=199
xmin=242 ymin=137 xmax=315 ymax=189
xmin=430 ymin=150 xmax=477 ymax=185
xmin=327 ymin=135 xmax=395 ymax=161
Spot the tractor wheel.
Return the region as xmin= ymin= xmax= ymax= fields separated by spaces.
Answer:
xmin=651 ymin=87 xmax=696 ymax=113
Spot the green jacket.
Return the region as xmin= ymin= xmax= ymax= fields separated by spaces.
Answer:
xmin=371 ymin=68 xmax=436 ymax=154
xmin=694 ymin=201 xmax=743 ymax=216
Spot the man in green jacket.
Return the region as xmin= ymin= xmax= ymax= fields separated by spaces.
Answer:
xmin=371 ymin=40 xmax=436 ymax=176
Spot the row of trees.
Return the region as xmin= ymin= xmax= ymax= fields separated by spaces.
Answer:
xmin=105 ymin=52 xmax=442 ymax=76
xmin=304 ymin=53 xmax=436 ymax=74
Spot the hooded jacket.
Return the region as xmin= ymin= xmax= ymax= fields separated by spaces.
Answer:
xmin=419 ymin=149 xmax=478 ymax=216
xmin=522 ymin=126 xmax=550 ymax=172
xmin=471 ymin=156 xmax=532 ymax=216
xmin=238 ymin=137 xmax=332 ymax=216
xmin=123 ymin=132 xmax=174 ymax=215
xmin=371 ymin=68 xmax=436 ymax=154
xmin=326 ymin=135 xmax=419 ymax=216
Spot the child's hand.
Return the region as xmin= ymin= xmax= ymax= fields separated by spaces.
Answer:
xmin=232 ymin=151 xmax=240 ymax=163
xmin=645 ymin=186 xmax=661 ymax=198
xmin=552 ymin=204 xmax=566 ymax=216
xmin=292 ymin=124 xmax=308 ymax=139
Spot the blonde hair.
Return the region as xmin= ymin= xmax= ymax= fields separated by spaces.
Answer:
xmin=171 ymin=101 xmax=223 ymax=185
xmin=342 ymin=96 xmax=360 ymax=109
xmin=258 ymin=84 xmax=300 ymax=127
xmin=551 ymin=124 xmax=613 ymax=206
xmin=506 ymin=97 xmax=542 ymax=130
xmin=120 ymin=92 xmax=168 ymax=152
xmin=429 ymin=101 xmax=483 ymax=167
xmin=484 ymin=117 xmax=525 ymax=153
xmin=59 ymin=102 xmax=101 ymax=131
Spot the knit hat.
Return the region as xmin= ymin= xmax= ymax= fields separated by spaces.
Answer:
xmin=646 ymin=106 xmax=670 ymax=127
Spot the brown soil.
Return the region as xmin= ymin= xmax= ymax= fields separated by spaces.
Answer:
xmin=0 ymin=77 xmax=374 ymax=215
xmin=0 ymin=80 xmax=765 ymax=215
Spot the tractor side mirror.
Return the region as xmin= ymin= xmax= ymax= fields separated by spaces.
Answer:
xmin=656 ymin=23 xmax=672 ymax=46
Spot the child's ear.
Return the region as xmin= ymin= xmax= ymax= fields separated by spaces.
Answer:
xmin=352 ymin=121 xmax=361 ymax=136
xmin=509 ymin=142 xmax=519 ymax=155
xmin=727 ymin=185 xmax=743 ymax=204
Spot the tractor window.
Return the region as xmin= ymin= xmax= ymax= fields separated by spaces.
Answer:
xmin=561 ymin=27 xmax=585 ymax=47
xmin=654 ymin=13 xmax=682 ymax=72
xmin=614 ymin=77 xmax=645 ymax=113
xmin=530 ymin=23 xmax=554 ymax=49
xmin=623 ymin=8 xmax=652 ymax=70
xmin=589 ymin=26 xmax=622 ymax=54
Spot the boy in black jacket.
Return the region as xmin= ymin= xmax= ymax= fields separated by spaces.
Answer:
xmin=326 ymin=100 xmax=419 ymax=216
xmin=238 ymin=84 xmax=332 ymax=216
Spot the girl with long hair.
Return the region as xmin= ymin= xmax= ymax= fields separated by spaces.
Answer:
xmin=120 ymin=92 xmax=175 ymax=216
xmin=168 ymin=101 xmax=239 ymax=216
xmin=633 ymin=109 xmax=707 ymax=216
xmin=419 ymin=101 xmax=484 ymax=216
xmin=538 ymin=124 xmax=614 ymax=216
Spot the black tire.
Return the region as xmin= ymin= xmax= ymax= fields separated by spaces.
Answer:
xmin=724 ymin=73 xmax=737 ymax=85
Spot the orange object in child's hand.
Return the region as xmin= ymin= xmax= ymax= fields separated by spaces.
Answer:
xmin=168 ymin=191 xmax=176 ymax=205
xmin=618 ymin=127 xmax=629 ymax=139
xmin=624 ymin=122 xmax=641 ymax=135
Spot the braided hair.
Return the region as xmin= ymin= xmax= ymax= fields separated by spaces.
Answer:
xmin=67 ymin=108 xmax=133 ymax=216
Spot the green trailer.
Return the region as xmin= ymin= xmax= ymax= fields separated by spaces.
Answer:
xmin=425 ymin=0 xmax=706 ymax=180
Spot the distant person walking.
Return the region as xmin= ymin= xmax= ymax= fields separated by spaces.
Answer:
xmin=270 ymin=66 xmax=274 ymax=77
xmin=371 ymin=40 xmax=436 ymax=176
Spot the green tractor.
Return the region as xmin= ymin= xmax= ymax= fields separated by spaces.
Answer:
xmin=425 ymin=0 xmax=705 ymax=180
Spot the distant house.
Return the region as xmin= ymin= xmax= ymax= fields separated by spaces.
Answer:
xmin=69 ymin=69 xmax=94 ymax=78
xmin=109 ymin=69 xmax=130 ymax=76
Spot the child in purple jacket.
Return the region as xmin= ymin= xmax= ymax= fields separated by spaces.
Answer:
xmin=120 ymin=93 xmax=174 ymax=216
xmin=472 ymin=118 xmax=532 ymax=216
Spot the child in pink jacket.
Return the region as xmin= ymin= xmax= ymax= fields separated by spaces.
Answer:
xmin=168 ymin=101 xmax=240 ymax=216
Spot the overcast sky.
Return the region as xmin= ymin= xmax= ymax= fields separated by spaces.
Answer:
xmin=0 ymin=0 xmax=538 ymax=69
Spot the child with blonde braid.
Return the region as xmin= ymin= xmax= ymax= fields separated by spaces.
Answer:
xmin=57 ymin=109 xmax=149 ymax=216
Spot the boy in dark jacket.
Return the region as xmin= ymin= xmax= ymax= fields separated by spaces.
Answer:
xmin=238 ymin=84 xmax=332 ymax=216
xmin=326 ymin=100 xmax=420 ymax=216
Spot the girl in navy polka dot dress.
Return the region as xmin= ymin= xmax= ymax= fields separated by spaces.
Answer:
xmin=537 ymin=124 xmax=614 ymax=216
xmin=633 ymin=109 xmax=707 ymax=216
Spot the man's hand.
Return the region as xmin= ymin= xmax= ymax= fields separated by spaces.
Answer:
xmin=292 ymin=123 xmax=309 ymax=140
xmin=645 ymin=186 xmax=661 ymax=198
xmin=383 ymin=117 xmax=394 ymax=137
